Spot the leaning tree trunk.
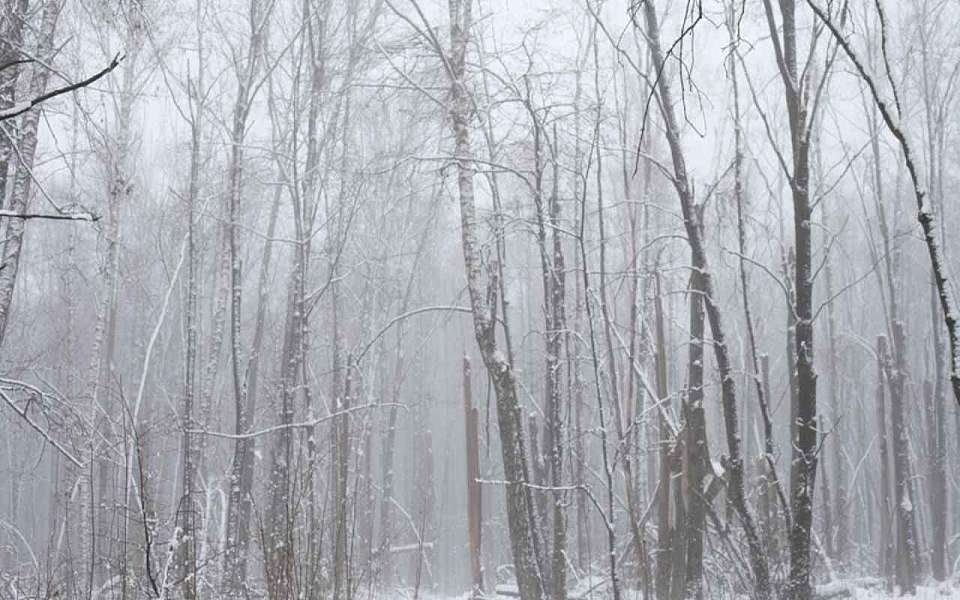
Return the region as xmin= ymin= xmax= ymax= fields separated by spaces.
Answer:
xmin=445 ymin=2 xmax=543 ymax=598
xmin=0 ymin=0 xmax=29 ymax=213
xmin=928 ymin=282 xmax=948 ymax=581
xmin=0 ymin=0 xmax=60 ymax=346
xmin=805 ymin=0 xmax=960 ymax=410
xmin=641 ymin=3 xmax=771 ymax=597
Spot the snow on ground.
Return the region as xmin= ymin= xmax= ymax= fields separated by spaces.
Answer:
xmin=381 ymin=576 xmax=960 ymax=600
xmin=823 ymin=582 xmax=960 ymax=599
xmin=386 ymin=580 xmax=960 ymax=600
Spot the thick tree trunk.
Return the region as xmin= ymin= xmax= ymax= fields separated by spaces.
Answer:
xmin=0 ymin=0 xmax=59 ymax=345
xmin=886 ymin=322 xmax=918 ymax=594
xmin=929 ymin=282 xmax=948 ymax=581
xmin=758 ymin=2 xmax=820 ymax=596
xmin=546 ymin=137 xmax=568 ymax=600
xmin=0 ymin=0 xmax=28 ymax=211
xmin=445 ymin=2 xmax=543 ymax=598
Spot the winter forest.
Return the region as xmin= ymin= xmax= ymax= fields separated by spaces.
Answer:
xmin=2 ymin=0 xmax=960 ymax=598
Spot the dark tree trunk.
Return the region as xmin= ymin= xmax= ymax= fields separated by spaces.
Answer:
xmin=877 ymin=336 xmax=894 ymax=585
xmin=759 ymin=1 xmax=820 ymax=595
xmin=641 ymin=3 xmax=771 ymax=597
xmin=929 ymin=282 xmax=948 ymax=581
xmin=682 ymin=271 xmax=708 ymax=600
xmin=886 ymin=322 xmax=918 ymax=594
xmin=654 ymin=274 xmax=672 ymax=600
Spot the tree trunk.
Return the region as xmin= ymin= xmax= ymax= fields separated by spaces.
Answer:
xmin=886 ymin=322 xmax=918 ymax=594
xmin=333 ymin=358 xmax=354 ymax=600
xmin=876 ymin=336 xmax=894 ymax=585
xmin=640 ymin=4 xmax=770 ymax=597
xmin=0 ymin=0 xmax=28 ymax=212
xmin=928 ymin=282 xmax=948 ymax=581
xmin=823 ymin=208 xmax=846 ymax=565
xmin=464 ymin=357 xmax=485 ymax=598
xmin=445 ymin=2 xmax=543 ymax=598
xmin=221 ymin=2 xmax=268 ymax=593
xmin=869 ymin=102 xmax=918 ymax=594
xmin=178 ymin=71 xmax=204 ymax=600
xmin=682 ymin=271 xmax=708 ymax=600
xmin=758 ymin=2 xmax=820 ymax=596
xmin=522 ymin=115 xmax=568 ymax=600
xmin=0 ymin=0 xmax=60 ymax=345
xmin=654 ymin=275 xmax=672 ymax=600
xmin=806 ymin=0 xmax=960 ymax=410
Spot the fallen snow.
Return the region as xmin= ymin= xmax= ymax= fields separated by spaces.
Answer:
xmin=833 ymin=582 xmax=959 ymax=599
xmin=375 ymin=579 xmax=960 ymax=600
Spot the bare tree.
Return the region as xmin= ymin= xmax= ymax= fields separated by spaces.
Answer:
xmin=638 ymin=3 xmax=771 ymax=597
xmin=221 ymin=0 xmax=271 ymax=593
xmin=806 ymin=0 xmax=960 ymax=410
xmin=443 ymin=1 xmax=544 ymax=597
xmin=0 ymin=0 xmax=62 ymax=346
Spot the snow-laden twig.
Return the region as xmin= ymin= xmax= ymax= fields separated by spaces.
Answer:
xmin=355 ymin=305 xmax=474 ymax=363
xmin=188 ymin=402 xmax=403 ymax=440
xmin=0 ymin=387 xmax=82 ymax=467
xmin=806 ymin=0 xmax=960 ymax=407
xmin=0 ymin=209 xmax=98 ymax=221
xmin=0 ymin=53 xmax=123 ymax=122
xmin=0 ymin=517 xmax=39 ymax=571
xmin=133 ymin=233 xmax=188 ymax=421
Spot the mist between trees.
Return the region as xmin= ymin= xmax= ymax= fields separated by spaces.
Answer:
xmin=0 ymin=0 xmax=958 ymax=599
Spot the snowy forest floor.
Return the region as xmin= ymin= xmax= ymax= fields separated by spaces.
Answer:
xmin=813 ymin=580 xmax=960 ymax=599
xmin=387 ymin=579 xmax=960 ymax=600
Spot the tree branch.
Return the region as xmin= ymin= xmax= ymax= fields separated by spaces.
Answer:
xmin=0 ymin=210 xmax=99 ymax=221
xmin=0 ymin=53 xmax=123 ymax=122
